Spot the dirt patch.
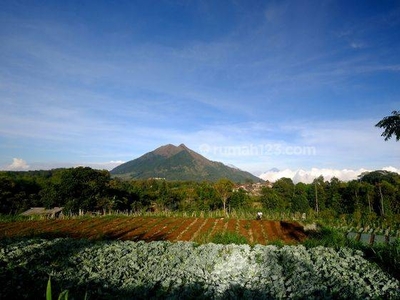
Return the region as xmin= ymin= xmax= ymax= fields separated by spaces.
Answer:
xmin=248 ymin=220 xmax=265 ymax=244
xmin=0 ymin=217 xmax=307 ymax=244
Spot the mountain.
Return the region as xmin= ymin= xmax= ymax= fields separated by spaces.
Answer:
xmin=110 ymin=144 xmax=262 ymax=182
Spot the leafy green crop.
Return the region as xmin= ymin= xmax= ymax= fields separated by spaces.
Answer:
xmin=1 ymin=238 xmax=399 ymax=299
xmin=210 ymin=232 xmax=248 ymax=245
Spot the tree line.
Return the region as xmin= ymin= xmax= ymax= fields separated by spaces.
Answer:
xmin=0 ymin=167 xmax=242 ymax=215
xmin=0 ymin=167 xmax=399 ymax=222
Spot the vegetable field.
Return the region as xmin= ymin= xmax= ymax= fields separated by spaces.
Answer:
xmin=0 ymin=216 xmax=307 ymax=244
xmin=1 ymin=216 xmax=399 ymax=299
xmin=1 ymin=238 xmax=399 ymax=299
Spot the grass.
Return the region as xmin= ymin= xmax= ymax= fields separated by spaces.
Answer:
xmin=0 ymin=214 xmax=30 ymax=222
xmin=193 ymin=229 xmax=249 ymax=245
xmin=303 ymin=226 xmax=349 ymax=248
xmin=46 ymin=277 xmax=87 ymax=300
xmin=267 ymin=239 xmax=285 ymax=247
xmin=46 ymin=277 xmax=69 ymax=300
xmin=360 ymin=239 xmax=400 ymax=281
xmin=28 ymin=208 xmax=293 ymax=221
xmin=210 ymin=232 xmax=249 ymax=245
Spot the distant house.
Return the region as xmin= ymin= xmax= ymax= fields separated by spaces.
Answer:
xmin=233 ymin=182 xmax=271 ymax=196
xmin=21 ymin=207 xmax=64 ymax=218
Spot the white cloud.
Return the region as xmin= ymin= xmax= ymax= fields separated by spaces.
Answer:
xmin=259 ymin=166 xmax=400 ymax=184
xmin=1 ymin=11 xmax=399 ymax=175
xmin=84 ymin=161 xmax=125 ymax=171
xmin=6 ymin=158 xmax=30 ymax=171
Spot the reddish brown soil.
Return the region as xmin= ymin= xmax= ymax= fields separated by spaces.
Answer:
xmin=226 ymin=219 xmax=237 ymax=234
xmin=237 ymin=220 xmax=250 ymax=242
xmin=198 ymin=218 xmax=215 ymax=235
xmin=190 ymin=218 xmax=216 ymax=242
xmin=0 ymin=217 xmax=307 ymax=244
xmin=167 ymin=217 xmax=198 ymax=241
xmin=178 ymin=218 xmax=204 ymax=241
xmin=212 ymin=218 xmax=227 ymax=236
xmin=249 ymin=220 xmax=265 ymax=244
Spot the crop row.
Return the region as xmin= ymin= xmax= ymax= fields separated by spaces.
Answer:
xmin=0 ymin=238 xmax=399 ymax=299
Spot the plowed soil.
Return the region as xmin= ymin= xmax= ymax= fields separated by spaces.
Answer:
xmin=0 ymin=216 xmax=307 ymax=244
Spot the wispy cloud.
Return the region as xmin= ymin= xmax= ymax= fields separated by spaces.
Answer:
xmin=0 ymin=1 xmax=399 ymax=173
xmin=183 ymin=118 xmax=400 ymax=174
xmin=350 ymin=41 xmax=365 ymax=49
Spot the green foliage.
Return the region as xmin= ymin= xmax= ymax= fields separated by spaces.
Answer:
xmin=0 ymin=172 xmax=42 ymax=214
xmin=58 ymin=290 xmax=69 ymax=300
xmin=47 ymin=277 xmax=84 ymax=300
xmin=46 ymin=277 xmax=52 ymax=300
xmin=214 ymin=178 xmax=234 ymax=215
xmin=194 ymin=228 xmax=249 ymax=245
xmin=303 ymin=226 xmax=348 ymax=249
xmin=210 ymin=232 xmax=249 ymax=245
xmin=260 ymin=186 xmax=287 ymax=210
xmin=360 ymin=170 xmax=400 ymax=185
xmin=267 ymin=239 xmax=285 ymax=247
xmin=0 ymin=214 xmax=29 ymax=222
xmin=309 ymin=176 xmax=326 ymax=213
xmin=272 ymin=178 xmax=294 ymax=204
xmin=291 ymin=182 xmax=310 ymax=212
xmin=229 ymin=188 xmax=251 ymax=210
xmin=1 ymin=167 xmax=400 ymax=226
xmin=1 ymin=238 xmax=399 ymax=299
xmin=375 ymin=110 xmax=400 ymax=141
xmin=302 ymin=225 xmax=400 ymax=281
xmin=363 ymin=239 xmax=400 ymax=281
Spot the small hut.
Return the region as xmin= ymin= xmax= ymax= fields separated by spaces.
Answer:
xmin=21 ymin=207 xmax=64 ymax=218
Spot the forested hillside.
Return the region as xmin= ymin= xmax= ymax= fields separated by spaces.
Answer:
xmin=110 ymin=144 xmax=262 ymax=182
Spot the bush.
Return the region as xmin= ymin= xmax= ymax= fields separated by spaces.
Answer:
xmin=303 ymin=226 xmax=348 ymax=249
xmin=210 ymin=232 xmax=249 ymax=245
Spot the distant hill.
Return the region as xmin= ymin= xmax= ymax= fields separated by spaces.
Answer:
xmin=110 ymin=144 xmax=262 ymax=182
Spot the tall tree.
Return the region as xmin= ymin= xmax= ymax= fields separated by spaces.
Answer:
xmin=292 ymin=182 xmax=310 ymax=212
xmin=215 ymin=178 xmax=234 ymax=215
xmin=230 ymin=188 xmax=250 ymax=210
xmin=260 ymin=186 xmax=285 ymax=211
xmin=196 ymin=181 xmax=219 ymax=210
xmin=309 ymin=176 xmax=326 ymax=214
xmin=342 ymin=180 xmax=360 ymax=214
xmin=272 ymin=177 xmax=294 ymax=208
xmin=359 ymin=171 xmax=400 ymax=216
xmin=375 ymin=110 xmax=400 ymax=141
xmin=359 ymin=181 xmax=375 ymax=214
xmin=326 ymin=177 xmax=344 ymax=213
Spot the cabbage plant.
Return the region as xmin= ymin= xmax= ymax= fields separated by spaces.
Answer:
xmin=0 ymin=238 xmax=399 ymax=299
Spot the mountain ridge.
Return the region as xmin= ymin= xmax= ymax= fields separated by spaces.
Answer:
xmin=111 ymin=144 xmax=262 ymax=182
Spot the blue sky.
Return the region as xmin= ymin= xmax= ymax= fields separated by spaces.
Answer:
xmin=1 ymin=0 xmax=399 ymax=176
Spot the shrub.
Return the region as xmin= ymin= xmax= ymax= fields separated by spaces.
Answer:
xmin=210 ymin=232 xmax=249 ymax=245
